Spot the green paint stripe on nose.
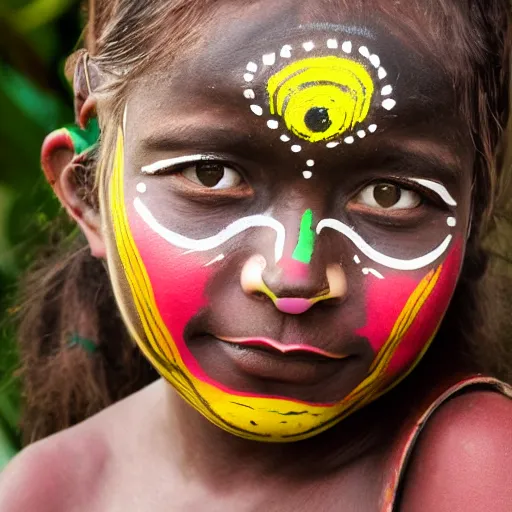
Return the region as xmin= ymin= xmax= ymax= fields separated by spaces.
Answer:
xmin=292 ymin=209 xmax=315 ymax=264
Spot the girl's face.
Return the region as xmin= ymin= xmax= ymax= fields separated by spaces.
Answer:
xmin=103 ymin=1 xmax=474 ymax=441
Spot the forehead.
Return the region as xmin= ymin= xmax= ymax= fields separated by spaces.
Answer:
xmin=126 ymin=0 xmax=468 ymax=161
xmin=146 ymin=0 xmax=452 ymax=92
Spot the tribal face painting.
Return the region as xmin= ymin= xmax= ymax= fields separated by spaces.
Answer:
xmin=104 ymin=3 xmax=474 ymax=442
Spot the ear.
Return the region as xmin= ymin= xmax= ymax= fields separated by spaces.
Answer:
xmin=41 ymin=129 xmax=105 ymax=258
xmin=41 ymin=53 xmax=105 ymax=258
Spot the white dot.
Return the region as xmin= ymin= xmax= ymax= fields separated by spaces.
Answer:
xmin=291 ymin=145 xmax=302 ymax=153
xmin=326 ymin=141 xmax=339 ymax=148
xmin=280 ymin=134 xmax=291 ymax=142
xmin=250 ymin=104 xmax=263 ymax=116
xmin=354 ymin=255 xmax=361 ymax=264
xmin=280 ymin=45 xmax=292 ymax=58
xmin=382 ymin=98 xmax=397 ymax=111
xmin=359 ymin=46 xmax=370 ymax=58
xmin=306 ymin=159 xmax=315 ymax=167
xmin=342 ymin=41 xmax=352 ymax=53
xmin=357 ymin=130 xmax=366 ymax=138
xmin=262 ymin=53 xmax=276 ymax=66
xmin=327 ymin=38 xmax=338 ymax=49
xmin=303 ymin=171 xmax=313 ymax=179
xmin=344 ymin=136 xmax=355 ymax=144
xmin=136 ymin=182 xmax=147 ymax=194
xmin=244 ymin=73 xmax=254 ymax=82
xmin=447 ymin=217 xmax=457 ymax=227
xmin=267 ymin=120 xmax=279 ymax=129
xmin=378 ymin=67 xmax=387 ymax=80
xmin=362 ymin=268 xmax=370 ymax=275
xmin=381 ymin=85 xmax=393 ymax=96
xmin=368 ymin=124 xmax=378 ymax=133
xmin=303 ymin=41 xmax=315 ymax=52
xmin=246 ymin=61 xmax=258 ymax=73
xmin=370 ymin=54 xmax=381 ymax=68
xmin=243 ymin=89 xmax=255 ymax=99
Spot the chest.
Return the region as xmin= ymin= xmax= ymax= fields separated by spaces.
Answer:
xmin=89 ymin=459 xmax=385 ymax=512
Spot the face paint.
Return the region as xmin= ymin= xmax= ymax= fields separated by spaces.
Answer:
xmin=110 ymin=142 xmax=460 ymax=442
xmin=133 ymin=196 xmax=286 ymax=262
xmin=292 ymin=209 xmax=315 ymax=264
xmin=317 ymin=218 xmax=453 ymax=271
xmin=108 ymin=22 xmax=469 ymax=442
xmin=244 ymin=35 xmax=395 ymax=180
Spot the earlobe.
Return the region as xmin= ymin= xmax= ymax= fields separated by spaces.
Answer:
xmin=60 ymin=163 xmax=106 ymax=258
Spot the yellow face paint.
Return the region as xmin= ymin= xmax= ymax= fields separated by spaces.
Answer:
xmin=266 ymin=56 xmax=374 ymax=143
xmin=109 ymin=126 xmax=445 ymax=443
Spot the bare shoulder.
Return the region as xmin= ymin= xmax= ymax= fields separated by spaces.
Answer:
xmin=0 ymin=381 xmax=162 ymax=512
xmin=400 ymin=390 xmax=512 ymax=512
xmin=0 ymin=424 xmax=108 ymax=512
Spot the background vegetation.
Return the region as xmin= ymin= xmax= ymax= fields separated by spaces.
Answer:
xmin=0 ymin=0 xmax=81 ymax=469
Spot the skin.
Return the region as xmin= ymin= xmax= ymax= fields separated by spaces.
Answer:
xmin=1 ymin=1 xmax=512 ymax=511
xmin=108 ymin=4 xmax=468 ymax=440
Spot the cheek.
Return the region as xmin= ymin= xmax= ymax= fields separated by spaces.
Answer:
xmin=356 ymin=241 xmax=463 ymax=376
xmin=127 ymin=202 xmax=213 ymax=349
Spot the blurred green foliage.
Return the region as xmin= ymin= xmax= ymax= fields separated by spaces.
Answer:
xmin=0 ymin=0 xmax=81 ymax=468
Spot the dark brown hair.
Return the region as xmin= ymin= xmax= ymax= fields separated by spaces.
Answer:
xmin=17 ymin=0 xmax=512 ymax=444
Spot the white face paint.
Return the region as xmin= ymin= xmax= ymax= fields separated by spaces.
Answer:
xmin=410 ymin=179 xmax=457 ymax=207
xmin=317 ymin=219 xmax=453 ymax=271
xmin=134 ymin=202 xmax=455 ymax=273
xmin=133 ymin=197 xmax=286 ymax=263
xmin=141 ymin=154 xmax=218 ymax=175
xmin=138 ymin=155 xmax=456 ymax=273
xmin=362 ymin=268 xmax=385 ymax=279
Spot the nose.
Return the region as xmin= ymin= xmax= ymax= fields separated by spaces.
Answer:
xmin=240 ymin=209 xmax=347 ymax=314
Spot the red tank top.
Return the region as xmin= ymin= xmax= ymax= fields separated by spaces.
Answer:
xmin=380 ymin=375 xmax=512 ymax=512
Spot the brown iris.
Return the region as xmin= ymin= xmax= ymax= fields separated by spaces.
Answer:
xmin=195 ymin=162 xmax=225 ymax=187
xmin=373 ymin=184 xmax=401 ymax=208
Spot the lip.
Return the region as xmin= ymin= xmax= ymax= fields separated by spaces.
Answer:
xmin=217 ymin=336 xmax=348 ymax=361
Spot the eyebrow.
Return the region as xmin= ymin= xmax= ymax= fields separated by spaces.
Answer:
xmin=139 ymin=122 xmax=261 ymax=156
xmin=138 ymin=118 xmax=466 ymax=190
xmin=376 ymin=139 xmax=464 ymax=184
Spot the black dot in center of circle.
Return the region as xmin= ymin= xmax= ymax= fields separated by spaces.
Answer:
xmin=304 ymin=107 xmax=332 ymax=132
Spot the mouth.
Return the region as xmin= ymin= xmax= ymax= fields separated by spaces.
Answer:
xmin=187 ymin=333 xmax=368 ymax=400
xmin=217 ymin=336 xmax=348 ymax=362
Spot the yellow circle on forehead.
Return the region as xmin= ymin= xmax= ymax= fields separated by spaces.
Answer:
xmin=266 ymin=56 xmax=375 ymax=142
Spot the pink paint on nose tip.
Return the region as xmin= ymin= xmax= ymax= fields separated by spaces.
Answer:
xmin=278 ymin=257 xmax=310 ymax=281
xmin=275 ymin=298 xmax=312 ymax=315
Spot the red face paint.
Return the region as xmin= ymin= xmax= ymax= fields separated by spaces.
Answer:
xmin=127 ymin=202 xmax=213 ymax=379
xmin=356 ymin=240 xmax=463 ymax=379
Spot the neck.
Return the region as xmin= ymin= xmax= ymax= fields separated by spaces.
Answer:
xmin=156 ymin=380 xmax=392 ymax=488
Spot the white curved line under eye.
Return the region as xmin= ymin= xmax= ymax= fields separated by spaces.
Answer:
xmin=133 ymin=198 xmax=286 ymax=263
xmin=409 ymin=179 xmax=457 ymax=207
xmin=317 ymin=218 xmax=452 ymax=271
xmin=141 ymin=154 xmax=218 ymax=175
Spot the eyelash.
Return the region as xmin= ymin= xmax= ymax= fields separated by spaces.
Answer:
xmin=143 ymin=157 xmax=450 ymax=210
xmin=384 ymin=178 xmax=448 ymax=208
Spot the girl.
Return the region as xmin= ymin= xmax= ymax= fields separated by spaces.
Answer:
xmin=1 ymin=0 xmax=512 ymax=510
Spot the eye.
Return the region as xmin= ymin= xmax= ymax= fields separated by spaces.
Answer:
xmin=356 ymin=183 xmax=421 ymax=210
xmin=181 ymin=162 xmax=242 ymax=189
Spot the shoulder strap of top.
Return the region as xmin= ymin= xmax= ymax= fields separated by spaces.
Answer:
xmin=380 ymin=375 xmax=512 ymax=512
